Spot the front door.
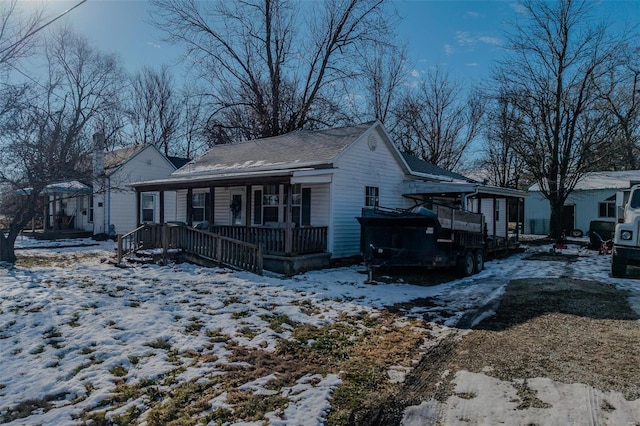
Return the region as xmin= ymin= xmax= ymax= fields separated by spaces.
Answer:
xmin=230 ymin=191 xmax=244 ymax=226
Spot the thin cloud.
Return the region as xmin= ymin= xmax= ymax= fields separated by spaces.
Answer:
xmin=410 ymin=69 xmax=420 ymax=78
xmin=444 ymin=44 xmax=455 ymax=56
xmin=147 ymin=41 xmax=162 ymax=49
xmin=466 ymin=11 xmax=481 ymax=18
xmin=478 ymin=36 xmax=501 ymax=46
xmin=509 ymin=2 xmax=527 ymax=14
xmin=456 ymin=31 xmax=475 ymax=46
xmin=465 ymin=63 xmax=479 ymax=67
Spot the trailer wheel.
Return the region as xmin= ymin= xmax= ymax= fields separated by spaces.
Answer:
xmin=473 ymin=250 xmax=484 ymax=273
xmin=457 ymin=250 xmax=475 ymax=277
xmin=611 ymin=254 xmax=627 ymax=278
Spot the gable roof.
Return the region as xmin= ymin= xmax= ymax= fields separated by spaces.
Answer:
xmin=401 ymin=152 xmax=476 ymax=183
xmin=172 ymin=122 xmax=377 ymax=177
xmin=103 ymin=145 xmax=147 ymax=175
xmin=528 ymin=170 xmax=640 ymax=192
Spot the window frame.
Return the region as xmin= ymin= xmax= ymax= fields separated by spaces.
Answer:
xmin=365 ymin=186 xmax=379 ymax=207
xmin=141 ymin=193 xmax=155 ymax=223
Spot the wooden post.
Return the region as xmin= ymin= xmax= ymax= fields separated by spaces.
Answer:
xmin=159 ymin=191 xmax=165 ymax=224
xmin=187 ymin=188 xmax=193 ymax=227
xmin=117 ymin=234 xmax=123 ymax=265
xmin=162 ymin=224 xmax=169 ymax=263
xmin=209 ymin=186 xmax=215 ymax=226
xmin=136 ymin=190 xmax=141 ymax=227
xmin=52 ymin=193 xmax=58 ymax=231
xmin=284 ymin=183 xmax=292 ymax=255
xmin=245 ymin=185 xmax=251 ymax=228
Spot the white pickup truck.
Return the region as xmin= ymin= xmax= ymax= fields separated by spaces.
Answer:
xmin=612 ymin=184 xmax=640 ymax=277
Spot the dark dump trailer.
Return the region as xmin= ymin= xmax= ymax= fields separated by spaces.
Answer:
xmin=357 ymin=205 xmax=485 ymax=278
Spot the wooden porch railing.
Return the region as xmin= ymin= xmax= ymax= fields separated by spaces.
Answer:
xmin=210 ymin=225 xmax=328 ymax=255
xmin=117 ymin=224 xmax=263 ymax=274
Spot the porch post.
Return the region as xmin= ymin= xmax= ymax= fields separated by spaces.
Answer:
xmin=187 ymin=188 xmax=193 ymax=227
xmin=52 ymin=193 xmax=58 ymax=231
xmin=245 ymin=185 xmax=251 ymax=228
xmin=209 ymin=186 xmax=215 ymax=225
xmin=136 ymin=190 xmax=141 ymax=227
xmin=43 ymin=196 xmax=49 ymax=231
xmin=159 ymin=191 xmax=165 ymax=224
xmin=284 ymin=183 xmax=292 ymax=255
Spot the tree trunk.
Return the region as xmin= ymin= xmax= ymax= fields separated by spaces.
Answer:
xmin=0 ymin=229 xmax=17 ymax=264
xmin=549 ymin=200 xmax=565 ymax=242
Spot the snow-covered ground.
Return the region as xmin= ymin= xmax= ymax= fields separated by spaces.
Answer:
xmin=1 ymin=235 xmax=639 ymax=425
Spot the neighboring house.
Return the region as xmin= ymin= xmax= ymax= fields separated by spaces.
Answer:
xmin=131 ymin=121 xmax=525 ymax=273
xmin=41 ymin=136 xmax=180 ymax=238
xmin=525 ymin=170 xmax=640 ymax=235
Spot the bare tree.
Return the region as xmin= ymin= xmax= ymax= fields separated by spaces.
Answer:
xmin=597 ymin=48 xmax=640 ymax=170
xmin=477 ymin=90 xmax=528 ymax=188
xmin=150 ymin=0 xmax=393 ymax=142
xmin=393 ymin=66 xmax=483 ymax=171
xmin=127 ymin=65 xmax=181 ymax=155
xmin=495 ymin=0 xmax=623 ymax=240
xmin=0 ymin=29 xmax=125 ymax=262
xmin=0 ymin=0 xmax=43 ymax=75
xmin=357 ymin=43 xmax=407 ymax=128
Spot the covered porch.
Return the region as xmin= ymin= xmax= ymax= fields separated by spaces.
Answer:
xmin=402 ymin=180 xmax=526 ymax=254
xmin=131 ymin=169 xmax=332 ymax=274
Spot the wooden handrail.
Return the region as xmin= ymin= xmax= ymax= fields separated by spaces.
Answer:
xmin=116 ymin=224 xmax=263 ymax=274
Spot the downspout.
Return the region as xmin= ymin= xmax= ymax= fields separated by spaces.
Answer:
xmin=106 ymin=176 xmax=111 ymax=235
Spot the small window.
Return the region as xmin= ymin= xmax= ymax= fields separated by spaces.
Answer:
xmin=263 ymin=184 xmax=280 ymax=223
xmin=598 ymin=201 xmax=616 ymax=218
xmin=365 ymin=186 xmax=379 ymax=207
xmin=141 ymin=194 xmax=155 ymax=222
xmin=192 ymin=192 xmax=209 ymax=222
xmin=89 ymin=196 xmax=94 ymax=223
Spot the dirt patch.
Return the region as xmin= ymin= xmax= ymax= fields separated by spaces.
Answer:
xmin=366 ymin=277 xmax=640 ymax=425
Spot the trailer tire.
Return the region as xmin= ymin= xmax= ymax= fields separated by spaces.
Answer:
xmin=611 ymin=254 xmax=627 ymax=278
xmin=473 ymin=250 xmax=484 ymax=273
xmin=457 ymin=250 xmax=475 ymax=277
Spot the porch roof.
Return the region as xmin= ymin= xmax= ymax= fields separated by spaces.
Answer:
xmin=130 ymin=167 xmax=335 ymax=191
xmin=20 ymin=180 xmax=92 ymax=195
xmin=402 ymin=180 xmax=526 ymax=199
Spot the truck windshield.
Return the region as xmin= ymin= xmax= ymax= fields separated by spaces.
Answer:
xmin=630 ymin=189 xmax=640 ymax=209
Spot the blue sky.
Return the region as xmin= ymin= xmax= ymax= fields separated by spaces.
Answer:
xmin=30 ymin=0 xmax=640 ymax=87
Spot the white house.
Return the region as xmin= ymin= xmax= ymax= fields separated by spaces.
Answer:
xmin=525 ymin=170 xmax=640 ymax=236
xmin=131 ymin=121 xmax=524 ymax=272
xmin=41 ymin=138 xmax=180 ymax=238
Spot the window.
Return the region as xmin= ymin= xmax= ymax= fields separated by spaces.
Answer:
xmin=192 ymin=192 xmax=210 ymax=222
xmin=291 ymin=184 xmax=302 ymax=226
xmin=598 ymin=201 xmax=616 ymax=218
xmin=89 ymin=196 xmax=94 ymax=223
xmin=365 ymin=186 xmax=379 ymax=207
xmin=141 ymin=194 xmax=155 ymax=222
xmin=263 ymin=184 xmax=280 ymax=223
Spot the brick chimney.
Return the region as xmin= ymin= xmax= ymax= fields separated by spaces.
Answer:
xmin=92 ymin=131 xmax=105 ymax=178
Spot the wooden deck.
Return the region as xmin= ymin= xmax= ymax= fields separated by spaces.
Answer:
xmin=210 ymin=225 xmax=328 ymax=255
xmin=117 ymin=223 xmax=329 ymax=274
xmin=117 ymin=224 xmax=263 ymax=274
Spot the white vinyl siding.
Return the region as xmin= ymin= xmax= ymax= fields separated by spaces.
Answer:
xmin=105 ymin=147 xmax=176 ymax=234
xmin=330 ymin=128 xmax=410 ymax=258
xmin=525 ymin=188 xmax=620 ymax=235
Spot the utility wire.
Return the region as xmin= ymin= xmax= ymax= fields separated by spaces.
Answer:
xmin=0 ymin=0 xmax=89 ymax=58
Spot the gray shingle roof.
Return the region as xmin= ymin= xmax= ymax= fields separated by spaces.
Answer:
xmin=173 ymin=122 xmax=376 ymax=176
xmin=400 ymin=152 xmax=475 ymax=182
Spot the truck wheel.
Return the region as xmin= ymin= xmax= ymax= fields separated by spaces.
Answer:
xmin=611 ymin=255 xmax=627 ymax=278
xmin=474 ymin=250 xmax=484 ymax=273
xmin=457 ymin=251 xmax=475 ymax=277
